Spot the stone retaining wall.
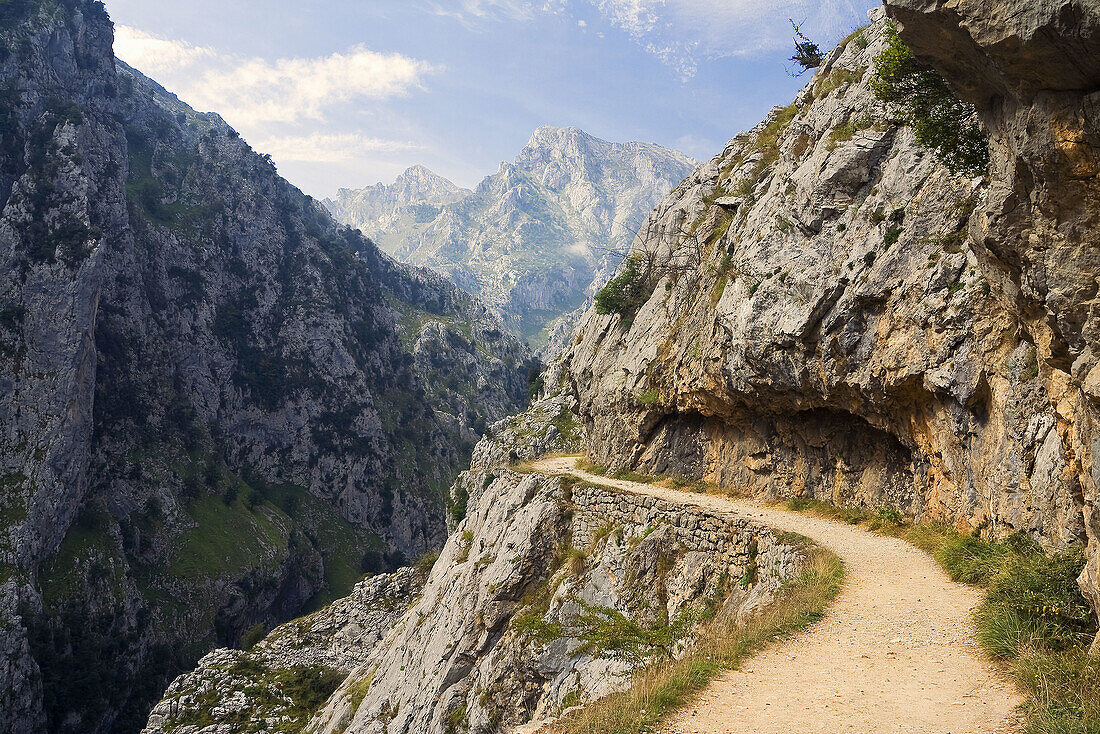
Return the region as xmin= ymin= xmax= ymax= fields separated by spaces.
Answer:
xmin=568 ymin=480 xmax=806 ymax=605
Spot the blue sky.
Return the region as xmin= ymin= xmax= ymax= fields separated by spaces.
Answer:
xmin=105 ymin=0 xmax=878 ymax=198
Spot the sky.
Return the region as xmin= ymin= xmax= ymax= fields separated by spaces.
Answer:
xmin=104 ymin=0 xmax=879 ymax=199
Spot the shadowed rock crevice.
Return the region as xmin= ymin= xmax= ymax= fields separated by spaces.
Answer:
xmin=628 ymin=407 xmax=918 ymax=515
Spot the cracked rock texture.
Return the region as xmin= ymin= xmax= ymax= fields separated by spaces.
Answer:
xmin=0 ymin=2 xmax=532 ymax=731
xmin=563 ymin=3 xmax=1100 ymax=630
xmin=881 ymin=0 xmax=1100 ymax=632
xmin=308 ymin=439 xmax=803 ymax=734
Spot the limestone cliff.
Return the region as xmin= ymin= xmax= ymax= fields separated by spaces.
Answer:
xmin=881 ymin=0 xmax=1100 ymax=633
xmin=561 ymin=2 xmax=1100 ymax=628
xmin=0 ymin=2 xmax=532 ymax=731
xmin=144 ymin=399 xmax=807 ymax=734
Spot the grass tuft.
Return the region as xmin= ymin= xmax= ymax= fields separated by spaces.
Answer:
xmin=549 ymin=549 xmax=843 ymax=734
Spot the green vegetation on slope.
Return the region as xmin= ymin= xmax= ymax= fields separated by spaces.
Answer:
xmin=169 ymin=655 xmax=346 ymax=734
xmin=913 ymin=530 xmax=1098 ymax=734
xmin=550 ymin=548 xmax=843 ymax=734
xmin=872 ymin=23 xmax=990 ymax=176
xmin=595 ymin=254 xmax=657 ymax=323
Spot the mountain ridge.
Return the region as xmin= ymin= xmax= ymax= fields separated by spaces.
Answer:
xmin=0 ymin=4 xmax=533 ymax=731
xmin=325 ymin=125 xmax=696 ymax=345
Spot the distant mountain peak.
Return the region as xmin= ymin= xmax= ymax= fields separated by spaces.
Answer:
xmin=325 ymin=165 xmax=471 ymax=238
xmin=327 ymin=125 xmax=698 ymax=346
xmin=525 ymin=124 xmax=591 ymax=147
xmin=397 ymin=164 xmax=454 ymax=185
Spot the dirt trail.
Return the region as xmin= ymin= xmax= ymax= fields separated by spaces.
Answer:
xmin=532 ymin=457 xmax=1022 ymax=734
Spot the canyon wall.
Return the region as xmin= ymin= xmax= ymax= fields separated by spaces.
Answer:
xmin=0 ymin=2 xmax=532 ymax=730
xmin=561 ymin=1 xmax=1100 ymax=626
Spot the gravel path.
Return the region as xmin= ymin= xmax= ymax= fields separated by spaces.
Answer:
xmin=532 ymin=457 xmax=1023 ymax=734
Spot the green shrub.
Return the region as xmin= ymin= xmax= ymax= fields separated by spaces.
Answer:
xmin=740 ymin=540 xmax=759 ymax=588
xmin=872 ymin=25 xmax=989 ymax=176
xmin=414 ymin=551 xmax=440 ymax=574
xmin=519 ymin=598 xmax=705 ymax=668
xmin=595 ymin=255 xmax=655 ymax=321
xmin=448 ymin=482 xmax=469 ymax=523
xmin=883 ymin=226 xmax=903 ymax=248
xmin=240 ymin=622 xmax=267 ymax=650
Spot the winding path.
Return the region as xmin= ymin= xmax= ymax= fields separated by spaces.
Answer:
xmin=532 ymin=457 xmax=1022 ymax=734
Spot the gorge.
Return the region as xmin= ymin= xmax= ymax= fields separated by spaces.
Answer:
xmin=3 ymin=0 xmax=1100 ymax=733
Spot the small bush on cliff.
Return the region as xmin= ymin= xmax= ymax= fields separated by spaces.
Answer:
xmin=595 ymin=254 xmax=655 ymax=322
xmin=518 ymin=598 xmax=705 ymax=668
xmin=872 ymin=25 xmax=990 ymax=177
xmin=788 ymin=19 xmax=823 ymax=73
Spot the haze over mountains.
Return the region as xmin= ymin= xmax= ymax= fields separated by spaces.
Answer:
xmin=325 ymin=126 xmax=696 ymax=345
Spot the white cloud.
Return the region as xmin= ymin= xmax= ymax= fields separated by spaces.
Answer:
xmin=595 ymin=0 xmax=659 ymax=37
xmin=421 ymin=0 xmax=872 ymax=79
xmin=113 ymin=27 xmax=439 ymax=197
xmin=114 ymin=26 xmax=217 ymax=75
xmin=426 ymin=0 xmax=568 ymax=24
xmin=187 ymin=47 xmax=435 ymax=126
xmin=256 ymin=133 xmax=423 ymax=163
xmin=115 ymin=27 xmax=435 ymax=126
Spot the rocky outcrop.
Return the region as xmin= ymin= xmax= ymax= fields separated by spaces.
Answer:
xmin=882 ymin=0 xmax=1100 ymax=641
xmin=0 ymin=2 xmax=531 ymax=731
xmin=327 ymin=127 xmax=696 ymax=345
xmin=145 ymin=399 xmax=807 ymax=734
xmin=469 ymin=393 xmax=585 ymax=473
xmin=563 ymin=9 xmax=1085 ymax=567
xmin=141 ymin=567 xmax=425 ymax=734
xmin=324 ymin=165 xmax=472 ymax=241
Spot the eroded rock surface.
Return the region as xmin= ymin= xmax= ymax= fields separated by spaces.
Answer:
xmin=882 ymin=0 xmax=1100 ymax=630
xmin=152 ymin=397 xmax=806 ymax=734
xmin=561 ymin=3 xmax=1100 ymax=628
xmin=0 ymin=2 xmax=532 ymax=730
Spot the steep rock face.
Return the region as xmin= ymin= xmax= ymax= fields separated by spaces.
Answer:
xmin=141 ymin=567 xmax=425 ymax=734
xmin=328 ymin=127 xmax=696 ymax=345
xmin=310 ymin=467 xmax=802 ymax=734
xmin=324 ymin=165 xmax=471 ymax=244
xmin=563 ymin=11 xmax=1084 ymax=561
xmin=0 ymin=3 xmax=532 ymax=732
xmin=882 ymin=0 xmax=1100 ymax=638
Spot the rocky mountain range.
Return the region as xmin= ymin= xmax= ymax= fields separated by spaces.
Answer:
xmin=0 ymin=2 xmax=533 ymax=732
xmin=136 ymin=1 xmax=1100 ymax=732
xmin=6 ymin=0 xmax=1100 ymax=732
xmin=324 ymin=165 xmax=471 ymax=242
xmin=325 ymin=127 xmax=696 ymax=346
